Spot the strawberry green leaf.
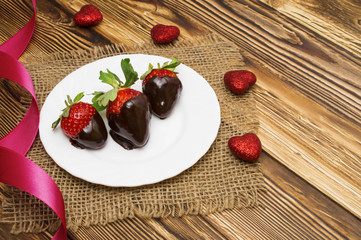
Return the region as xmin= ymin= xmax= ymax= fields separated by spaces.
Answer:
xmin=62 ymin=107 xmax=70 ymax=118
xmin=111 ymin=69 xmax=122 ymax=84
xmin=52 ymin=118 xmax=61 ymax=130
xmin=96 ymin=88 xmax=118 ymax=108
xmin=93 ymin=103 xmax=106 ymax=112
xmin=121 ymin=58 xmax=139 ymax=88
xmin=92 ymin=91 xmax=104 ymax=99
xmin=73 ymin=92 xmax=84 ymax=103
xmin=91 ymin=91 xmax=106 ymax=112
xmin=140 ymin=63 xmax=154 ymax=80
xmin=66 ymin=95 xmax=73 ymax=105
xmin=140 ymin=57 xmax=181 ymax=79
xmin=99 ymin=69 xmax=122 ymax=88
xmin=164 ymin=57 xmax=181 ymax=70
xmin=52 ymin=105 xmax=70 ymax=130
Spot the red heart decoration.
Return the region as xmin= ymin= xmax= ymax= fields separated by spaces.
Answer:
xmin=73 ymin=5 xmax=103 ymax=27
xmin=224 ymin=70 xmax=257 ymax=94
xmin=151 ymin=24 xmax=180 ymax=44
xmin=228 ymin=133 xmax=262 ymax=162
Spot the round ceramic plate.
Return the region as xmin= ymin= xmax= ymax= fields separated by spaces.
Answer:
xmin=39 ymin=54 xmax=220 ymax=187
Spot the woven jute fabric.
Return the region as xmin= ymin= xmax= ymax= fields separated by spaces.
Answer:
xmin=0 ymin=35 xmax=265 ymax=234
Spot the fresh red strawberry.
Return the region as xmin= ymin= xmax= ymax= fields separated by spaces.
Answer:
xmin=92 ymin=58 xmax=151 ymax=150
xmin=151 ymin=24 xmax=180 ymax=44
xmin=141 ymin=57 xmax=182 ymax=119
xmin=224 ymin=70 xmax=257 ymax=94
xmin=52 ymin=93 xmax=108 ymax=149
xmin=60 ymin=102 xmax=95 ymax=138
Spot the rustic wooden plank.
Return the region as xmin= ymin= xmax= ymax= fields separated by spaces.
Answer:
xmin=0 ymin=0 xmax=33 ymax=43
xmin=0 ymin=79 xmax=31 ymax=138
xmin=154 ymin=216 xmax=228 ymax=240
xmin=68 ymin=218 xmax=172 ymax=240
xmin=0 ymin=222 xmax=52 ymax=240
xmin=245 ymin=55 xmax=361 ymax=217
xmin=260 ymin=0 xmax=361 ymax=58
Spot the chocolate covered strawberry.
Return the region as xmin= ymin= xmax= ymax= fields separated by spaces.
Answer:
xmin=52 ymin=92 xmax=108 ymax=149
xmin=92 ymin=58 xmax=151 ymax=150
xmin=141 ymin=57 xmax=182 ymax=119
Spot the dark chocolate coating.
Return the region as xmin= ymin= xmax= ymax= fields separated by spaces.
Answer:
xmin=108 ymin=94 xmax=151 ymax=150
xmin=142 ymin=75 xmax=182 ymax=119
xmin=70 ymin=111 xmax=108 ymax=149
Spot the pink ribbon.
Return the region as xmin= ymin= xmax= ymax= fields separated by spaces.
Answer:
xmin=0 ymin=0 xmax=67 ymax=239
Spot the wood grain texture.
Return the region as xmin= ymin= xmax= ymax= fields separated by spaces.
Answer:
xmin=0 ymin=222 xmax=51 ymax=240
xmin=262 ymin=0 xmax=361 ymax=57
xmin=0 ymin=78 xmax=32 ymax=139
xmin=1 ymin=0 xmax=361 ymax=239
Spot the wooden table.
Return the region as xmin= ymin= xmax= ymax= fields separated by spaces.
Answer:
xmin=1 ymin=0 xmax=361 ymax=239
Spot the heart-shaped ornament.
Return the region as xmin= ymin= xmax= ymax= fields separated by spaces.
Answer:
xmin=151 ymin=24 xmax=180 ymax=44
xmin=228 ymin=133 xmax=262 ymax=162
xmin=74 ymin=5 xmax=103 ymax=27
xmin=224 ymin=70 xmax=257 ymax=94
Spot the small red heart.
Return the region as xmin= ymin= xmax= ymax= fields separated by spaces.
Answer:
xmin=151 ymin=24 xmax=180 ymax=44
xmin=74 ymin=5 xmax=103 ymax=27
xmin=224 ymin=70 xmax=257 ymax=94
xmin=228 ymin=133 xmax=262 ymax=162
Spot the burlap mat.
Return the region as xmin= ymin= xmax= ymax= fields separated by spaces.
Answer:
xmin=0 ymin=34 xmax=265 ymax=234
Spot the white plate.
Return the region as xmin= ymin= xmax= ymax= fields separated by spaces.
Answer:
xmin=39 ymin=54 xmax=220 ymax=187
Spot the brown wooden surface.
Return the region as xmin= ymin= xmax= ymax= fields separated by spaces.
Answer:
xmin=1 ymin=0 xmax=361 ymax=239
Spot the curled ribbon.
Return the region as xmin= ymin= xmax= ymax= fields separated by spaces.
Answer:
xmin=0 ymin=0 xmax=67 ymax=239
